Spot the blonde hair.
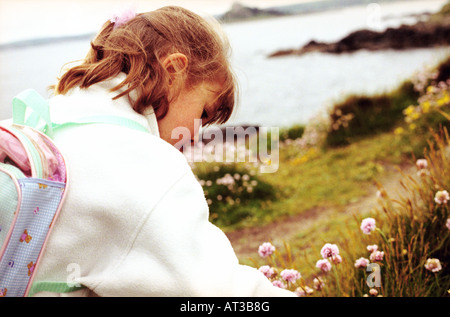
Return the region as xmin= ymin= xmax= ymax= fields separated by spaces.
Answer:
xmin=54 ymin=6 xmax=236 ymax=125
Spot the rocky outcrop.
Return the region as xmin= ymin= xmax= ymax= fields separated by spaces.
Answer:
xmin=219 ymin=2 xmax=285 ymax=23
xmin=269 ymin=8 xmax=450 ymax=57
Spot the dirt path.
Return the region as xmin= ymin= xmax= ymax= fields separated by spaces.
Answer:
xmin=225 ymin=163 xmax=415 ymax=259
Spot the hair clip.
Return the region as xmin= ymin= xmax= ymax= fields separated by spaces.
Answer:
xmin=110 ymin=6 xmax=137 ymax=29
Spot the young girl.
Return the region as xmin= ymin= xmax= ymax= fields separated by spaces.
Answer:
xmin=29 ymin=6 xmax=294 ymax=297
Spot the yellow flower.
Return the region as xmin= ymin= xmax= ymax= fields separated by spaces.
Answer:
xmin=437 ymin=93 xmax=450 ymax=107
xmin=409 ymin=123 xmax=416 ymax=130
xmin=394 ymin=127 xmax=404 ymax=135
xmin=426 ymin=85 xmax=436 ymax=94
xmin=421 ymin=101 xmax=431 ymax=113
xmin=403 ymin=105 xmax=415 ymax=115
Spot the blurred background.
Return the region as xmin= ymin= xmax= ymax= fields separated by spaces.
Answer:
xmin=0 ymin=0 xmax=448 ymax=127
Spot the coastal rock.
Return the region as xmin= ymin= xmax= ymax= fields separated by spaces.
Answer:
xmin=219 ymin=2 xmax=284 ymax=23
xmin=269 ymin=15 xmax=450 ymax=57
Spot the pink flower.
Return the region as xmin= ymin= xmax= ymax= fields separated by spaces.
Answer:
xmin=320 ymin=243 xmax=339 ymax=259
xmin=370 ymin=250 xmax=384 ymax=262
xmin=110 ymin=6 xmax=136 ymax=29
xmin=354 ymin=257 xmax=370 ymax=268
xmin=369 ymin=288 xmax=378 ymax=296
xmin=330 ymin=254 xmax=342 ymax=264
xmin=434 ymin=190 xmax=449 ymax=205
xmin=258 ymin=242 xmax=275 ymax=258
xmin=360 ymin=218 xmax=376 ymax=234
xmin=316 ymin=259 xmax=332 ymax=272
xmin=424 ymin=258 xmax=442 ymax=273
xmin=258 ymin=265 xmax=275 ymax=278
xmin=446 ymin=218 xmax=450 ymax=230
xmin=416 ymin=159 xmax=428 ymax=169
xmin=313 ymin=278 xmax=325 ymax=291
xmin=280 ymin=269 xmax=301 ymax=283
xmin=367 ymin=244 xmax=378 ymax=253
xmin=295 ymin=286 xmax=313 ymax=297
xmin=272 ymin=280 xmax=287 ymax=289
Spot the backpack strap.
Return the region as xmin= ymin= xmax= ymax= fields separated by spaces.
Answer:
xmin=12 ymin=89 xmax=54 ymax=137
xmin=52 ymin=115 xmax=150 ymax=134
xmin=12 ymin=89 xmax=151 ymax=137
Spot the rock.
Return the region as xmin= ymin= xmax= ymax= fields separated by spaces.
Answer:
xmin=268 ymin=14 xmax=450 ymax=57
xmin=219 ymin=2 xmax=285 ymax=23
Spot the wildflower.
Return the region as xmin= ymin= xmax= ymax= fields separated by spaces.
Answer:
xmin=370 ymin=250 xmax=384 ymax=262
xmin=216 ymin=174 xmax=234 ymax=186
xmin=258 ymin=265 xmax=275 ymax=278
xmin=331 ymin=254 xmax=342 ymax=264
xmin=424 ymin=258 xmax=442 ymax=273
xmin=369 ymin=288 xmax=378 ymax=296
xmin=316 ymin=259 xmax=332 ymax=272
xmin=258 ymin=242 xmax=275 ymax=258
xmin=295 ymin=286 xmax=313 ymax=297
xmin=376 ymin=189 xmax=387 ymax=199
xmin=313 ymin=278 xmax=325 ymax=291
xmin=354 ymin=257 xmax=370 ymax=269
xmin=394 ymin=127 xmax=404 ymax=135
xmin=415 ymin=159 xmax=428 ymax=169
xmin=434 ymin=190 xmax=449 ymax=205
xmin=320 ymin=243 xmax=339 ymax=259
xmin=417 ymin=169 xmax=430 ymax=177
xmin=367 ymin=244 xmax=378 ymax=253
xmin=272 ymin=280 xmax=286 ymax=289
xmin=280 ymin=269 xmax=301 ymax=283
xmin=446 ymin=218 xmax=450 ymax=230
xmin=360 ymin=218 xmax=376 ymax=235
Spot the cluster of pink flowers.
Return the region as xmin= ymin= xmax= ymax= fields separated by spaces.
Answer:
xmin=258 ymin=265 xmax=275 ymax=278
xmin=316 ymin=259 xmax=332 ymax=272
xmin=416 ymin=158 xmax=428 ymax=169
xmin=271 ymin=280 xmax=286 ymax=289
xmin=368 ymin=244 xmax=384 ymax=262
xmin=354 ymin=243 xmax=385 ymax=270
xmin=370 ymin=250 xmax=384 ymax=262
xmin=256 ymin=243 xmax=307 ymax=295
xmin=424 ymin=258 xmax=442 ymax=273
xmin=360 ymin=218 xmax=376 ymax=235
xmin=258 ymin=242 xmax=276 ymax=258
xmin=316 ymin=243 xmax=341 ymax=272
xmin=434 ymin=190 xmax=449 ymax=205
xmin=354 ymin=257 xmax=369 ymax=269
xmin=280 ymin=269 xmax=301 ymax=283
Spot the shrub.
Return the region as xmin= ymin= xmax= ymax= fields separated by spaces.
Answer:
xmin=325 ymin=81 xmax=419 ymax=147
xmin=193 ymin=161 xmax=278 ymax=228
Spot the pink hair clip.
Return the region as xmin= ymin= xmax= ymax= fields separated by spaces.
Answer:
xmin=110 ymin=6 xmax=137 ymax=29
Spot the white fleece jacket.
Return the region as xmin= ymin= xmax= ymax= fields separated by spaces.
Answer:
xmin=26 ymin=75 xmax=294 ymax=297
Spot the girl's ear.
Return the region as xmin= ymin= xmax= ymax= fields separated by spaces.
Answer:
xmin=162 ymin=53 xmax=188 ymax=85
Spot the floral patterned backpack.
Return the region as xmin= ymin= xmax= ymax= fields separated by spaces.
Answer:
xmin=0 ymin=89 xmax=149 ymax=297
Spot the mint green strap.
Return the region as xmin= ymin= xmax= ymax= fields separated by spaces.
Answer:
xmin=11 ymin=89 xmax=150 ymax=136
xmin=27 ymin=281 xmax=86 ymax=297
xmin=12 ymin=89 xmax=54 ymax=137
xmin=52 ymin=115 xmax=150 ymax=134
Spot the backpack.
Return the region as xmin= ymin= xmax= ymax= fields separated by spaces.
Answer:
xmin=0 ymin=89 xmax=149 ymax=297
